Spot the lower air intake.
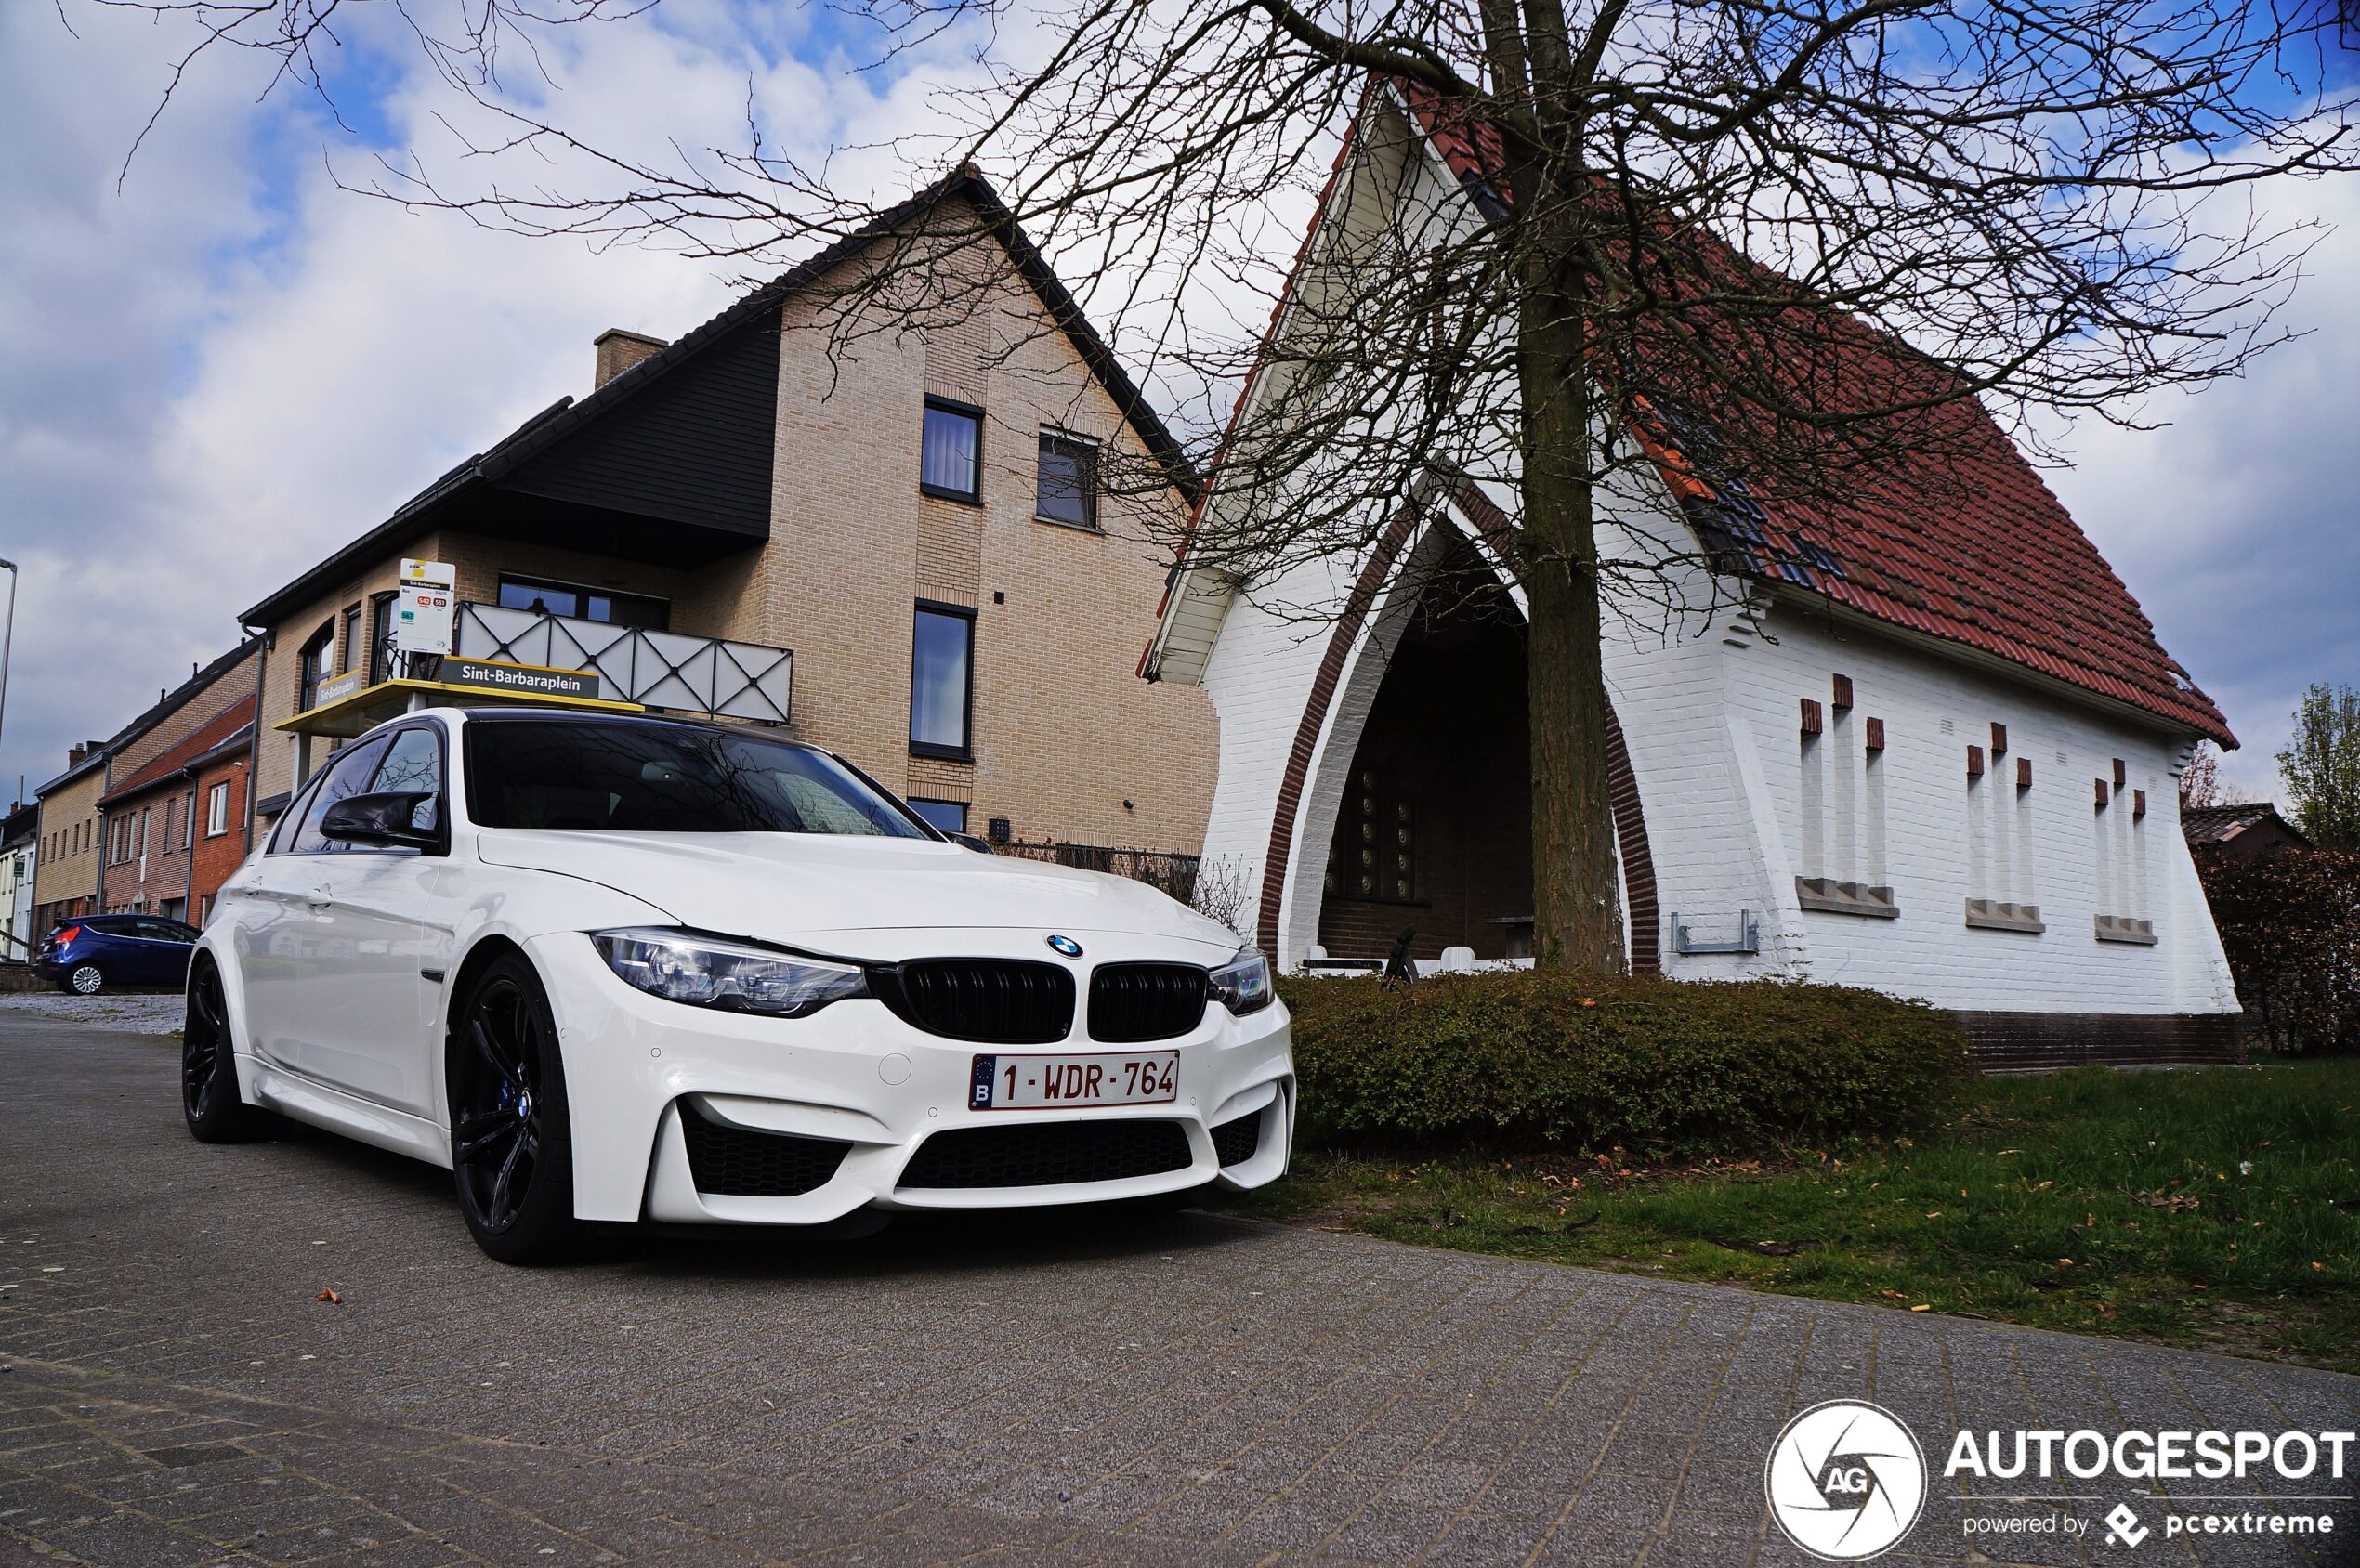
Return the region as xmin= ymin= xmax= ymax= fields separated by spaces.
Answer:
xmin=898 ymin=1118 xmax=1194 ymax=1190
xmin=679 ymin=1102 xmax=851 ymax=1197
xmin=1211 ymin=1108 xmax=1262 ymax=1167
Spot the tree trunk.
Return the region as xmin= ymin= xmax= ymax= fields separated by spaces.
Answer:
xmin=1516 ymin=246 xmax=1627 ymax=972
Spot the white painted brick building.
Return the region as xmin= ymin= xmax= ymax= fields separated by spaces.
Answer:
xmin=1145 ymin=88 xmax=2241 ymax=1065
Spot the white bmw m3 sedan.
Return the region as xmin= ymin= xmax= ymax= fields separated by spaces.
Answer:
xmin=183 ymin=708 xmax=1293 ymax=1262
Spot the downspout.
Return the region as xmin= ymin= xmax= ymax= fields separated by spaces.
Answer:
xmin=241 ymin=626 xmax=269 ymax=853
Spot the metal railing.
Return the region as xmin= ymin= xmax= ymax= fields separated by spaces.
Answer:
xmin=995 ymin=841 xmax=1201 ymax=903
xmin=452 ymin=602 xmax=793 ymax=725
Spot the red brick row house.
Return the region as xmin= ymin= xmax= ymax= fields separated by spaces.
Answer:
xmin=93 ymin=699 xmax=256 ymax=925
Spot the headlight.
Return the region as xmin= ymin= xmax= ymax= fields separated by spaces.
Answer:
xmin=1208 ymin=947 xmax=1274 ymax=1015
xmin=593 ymin=929 xmax=869 ymax=1018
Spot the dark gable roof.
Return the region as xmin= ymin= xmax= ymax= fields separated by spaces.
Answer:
xmin=2182 ymin=801 xmax=2308 ymax=848
xmin=98 ymin=699 xmax=257 ymax=807
xmin=243 ymin=170 xmax=1198 ymax=627
xmin=35 ymin=639 xmax=258 ymax=798
xmin=1399 ymin=88 xmax=2234 ymax=747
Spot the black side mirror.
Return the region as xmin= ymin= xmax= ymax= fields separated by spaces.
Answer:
xmin=951 ymin=832 xmax=994 ymax=855
xmin=320 ymin=791 xmax=441 ymax=850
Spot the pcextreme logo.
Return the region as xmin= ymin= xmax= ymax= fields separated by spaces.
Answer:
xmin=1764 ymin=1400 xmax=1929 ymax=1561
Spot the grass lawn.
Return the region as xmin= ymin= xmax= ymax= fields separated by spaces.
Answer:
xmin=1212 ymin=1060 xmax=2360 ymax=1372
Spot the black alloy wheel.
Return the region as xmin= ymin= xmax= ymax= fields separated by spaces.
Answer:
xmin=182 ymin=957 xmax=276 ymax=1143
xmin=449 ymin=953 xmax=579 ymax=1263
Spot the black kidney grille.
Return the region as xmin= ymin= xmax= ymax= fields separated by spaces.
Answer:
xmin=878 ymin=960 xmax=1074 ymax=1044
xmin=898 ymin=1118 xmax=1194 ymax=1190
xmin=1211 ymin=1109 xmax=1262 ymax=1168
xmin=679 ymin=1103 xmax=851 ymax=1197
xmin=1087 ymin=962 xmax=1209 ymax=1043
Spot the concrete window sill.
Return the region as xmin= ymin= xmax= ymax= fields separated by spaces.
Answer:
xmin=2094 ymin=915 xmax=2158 ymax=946
xmin=1964 ymin=899 xmax=2045 ymax=934
xmin=1795 ymin=877 xmax=1899 ymax=920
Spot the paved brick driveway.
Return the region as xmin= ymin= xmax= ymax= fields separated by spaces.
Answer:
xmin=2 ymin=1017 xmax=2353 ymax=1567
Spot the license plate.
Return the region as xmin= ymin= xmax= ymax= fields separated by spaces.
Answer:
xmin=969 ymin=1052 xmax=1179 ymax=1111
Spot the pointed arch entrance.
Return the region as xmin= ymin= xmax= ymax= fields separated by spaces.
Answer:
xmin=1256 ymin=501 xmax=1659 ymax=973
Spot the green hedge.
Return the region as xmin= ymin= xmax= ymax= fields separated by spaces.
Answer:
xmin=1278 ymin=970 xmax=1973 ymax=1152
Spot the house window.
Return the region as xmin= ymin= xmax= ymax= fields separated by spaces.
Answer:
xmin=495 ymin=575 xmax=668 ymax=630
xmin=909 ymin=602 xmax=976 ymax=759
xmin=205 ymin=781 xmax=230 ymax=837
xmin=342 ymin=603 xmax=362 ymax=674
xmin=908 ymin=798 xmax=969 ymax=835
xmin=295 ymin=620 xmax=335 ymax=714
xmin=921 ymin=399 xmax=983 ymax=502
xmin=1036 ymin=432 xmax=1099 ymax=529
xmin=367 ymin=591 xmax=397 ymax=683
xmin=137 ymin=808 xmax=150 ymax=859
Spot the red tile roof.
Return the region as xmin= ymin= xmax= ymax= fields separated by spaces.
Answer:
xmin=98 ymin=699 xmax=256 ymax=807
xmin=1403 ymin=90 xmax=2234 ymax=746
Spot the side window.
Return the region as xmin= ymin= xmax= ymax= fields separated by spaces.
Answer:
xmin=287 ymin=738 xmax=391 ymax=856
xmin=369 ymin=726 xmax=445 ymax=838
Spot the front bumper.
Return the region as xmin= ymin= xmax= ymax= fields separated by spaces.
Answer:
xmin=525 ymin=930 xmax=1295 ymax=1225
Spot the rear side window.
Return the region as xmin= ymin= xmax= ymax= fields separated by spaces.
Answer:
xmin=286 ymin=737 xmax=391 ymax=855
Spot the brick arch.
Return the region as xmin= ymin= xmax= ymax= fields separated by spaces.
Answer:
xmin=1256 ymin=503 xmax=1659 ymax=973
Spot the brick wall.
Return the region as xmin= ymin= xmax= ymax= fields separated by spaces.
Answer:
xmin=31 ymin=769 xmax=103 ymax=928
xmin=190 ymin=751 xmax=251 ymax=923
xmin=765 ymin=230 xmax=1217 ymax=852
xmin=98 ymin=784 xmax=200 ymax=917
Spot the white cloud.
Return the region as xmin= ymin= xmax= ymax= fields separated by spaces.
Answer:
xmin=2040 ymin=174 xmax=2360 ymax=803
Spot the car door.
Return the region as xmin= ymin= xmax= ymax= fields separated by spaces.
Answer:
xmin=306 ymin=724 xmax=452 ymax=1118
xmin=238 ymin=737 xmax=390 ymax=1084
xmin=132 ymin=919 xmax=195 ymax=985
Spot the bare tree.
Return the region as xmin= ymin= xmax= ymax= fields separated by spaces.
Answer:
xmin=2179 ymin=741 xmax=2245 ymax=812
xmin=88 ymin=0 xmax=2357 ymax=969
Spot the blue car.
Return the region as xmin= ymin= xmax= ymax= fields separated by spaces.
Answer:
xmin=34 ymin=914 xmax=200 ymax=995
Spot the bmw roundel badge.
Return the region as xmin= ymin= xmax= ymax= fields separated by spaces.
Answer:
xmin=1045 ymin=934 xmax=1083 ymax=959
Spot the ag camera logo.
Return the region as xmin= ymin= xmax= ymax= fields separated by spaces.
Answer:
xmin=1765 ymin=1400 xmax=1928 ymax=1560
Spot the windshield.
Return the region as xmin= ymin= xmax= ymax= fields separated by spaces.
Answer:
xmin=465 ymin=718 xmax=931 ymax=838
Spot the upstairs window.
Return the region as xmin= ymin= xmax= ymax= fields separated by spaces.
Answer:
xmin=206 ymin=781 xmax=230 ymax=838
xmin=910 ymin=602 xmax=977 ymax=759
xmin=496 ymin=575 xmax=668 ymax=630
xmin=921 ymin=399 xmax=983 ymax=503
xmin=295 ymin=621 xmax=334 ymax=712
xmin=1036 ymin=432 xmax=1099 ymax=529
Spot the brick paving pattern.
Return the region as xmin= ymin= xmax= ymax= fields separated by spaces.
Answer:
xmin=2 ymin=1017 xmax=2353 ymax=1566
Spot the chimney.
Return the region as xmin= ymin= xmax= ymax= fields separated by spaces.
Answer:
xmin=594 ymin=328 xmax=668 ymax=389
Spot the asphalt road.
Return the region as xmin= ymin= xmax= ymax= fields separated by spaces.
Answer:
xmin=2 ymin=1016 xmax=2354 ymax=1567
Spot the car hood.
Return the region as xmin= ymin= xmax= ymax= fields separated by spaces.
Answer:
xmin=473 ymin=830 xmax=1239 ymax=952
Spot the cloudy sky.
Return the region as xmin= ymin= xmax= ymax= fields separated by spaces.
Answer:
xmin=1 ymin=0 xmax=2353 ymax=810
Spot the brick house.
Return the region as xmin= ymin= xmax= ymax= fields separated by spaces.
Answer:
xmin=32 ymin=642 xmax=260 ymax=934
xmin=1145 ymin=85 xmax=2245 ymax=1065
xmin=95 ymin=699 xmax=256 ymax=922
xmin=188 ymin=724 xmax=255 ymax=927
xmin=242 ymin=172 xmax=1216 ymax=857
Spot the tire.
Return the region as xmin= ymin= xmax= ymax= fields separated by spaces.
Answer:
xmin=182 ymin=958 xmax=278 ymax=1143
xmin=448 ymin=952 xmax=580 ymax=1265
xmin=62 ymin=962 xmax=104 ymax=996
